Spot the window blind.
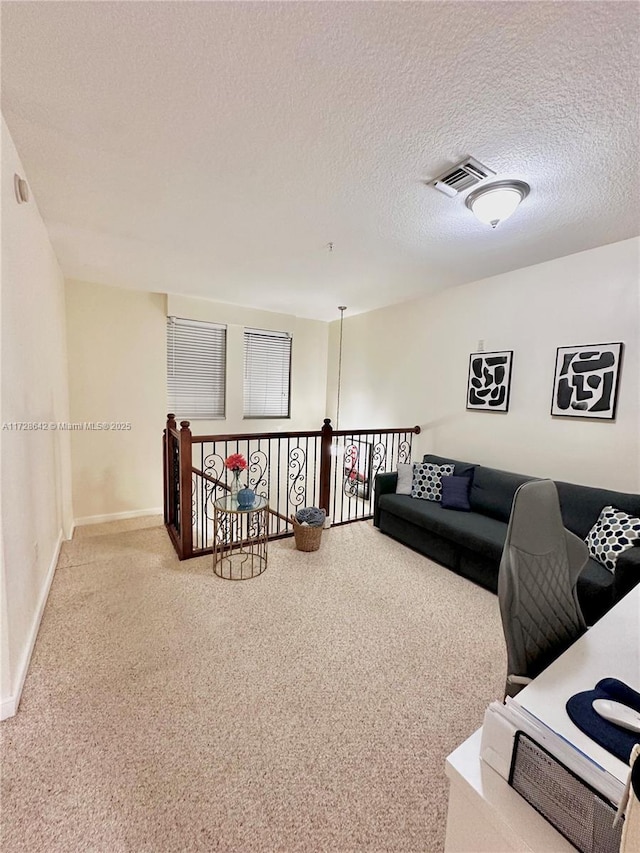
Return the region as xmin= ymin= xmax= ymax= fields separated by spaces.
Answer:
xmin=243 ymin=328 xmax=292 ymax=418
xmin=167 ymin=316 xmax=226 ymax=419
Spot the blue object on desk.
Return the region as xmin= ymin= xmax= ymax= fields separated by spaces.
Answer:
xmin=237 ymin=487 xmax=256 ymax=509
xmin=566 ymin=678 xmax=640 ymax=764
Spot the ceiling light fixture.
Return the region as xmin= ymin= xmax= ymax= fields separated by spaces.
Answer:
xmin=465 ymin=180 xmax=530 ymax=228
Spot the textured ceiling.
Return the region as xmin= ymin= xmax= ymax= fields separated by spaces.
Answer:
xmin=2 ymin=1 xmax=639 ymax=321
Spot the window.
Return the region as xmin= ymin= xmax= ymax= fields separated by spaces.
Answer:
xmin=167 ymin=316 xmax=226 ymax=418
xmin=244 ymin=328 xmax=292 ymax=418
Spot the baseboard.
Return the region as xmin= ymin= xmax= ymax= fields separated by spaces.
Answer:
xmin=0 ymin=530 xmax=64 ymax=721
xmin=74 ymin=507 xmax=163 ymax=528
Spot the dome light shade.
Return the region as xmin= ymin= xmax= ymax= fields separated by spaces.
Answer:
xmin=465 ymin=180 xmax=530 ymax=228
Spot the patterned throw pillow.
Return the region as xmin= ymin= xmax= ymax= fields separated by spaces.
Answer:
xmin=411 ymin=463 xmax=455 ymax=501
xmin=585 ymin=505 xmax=640 ymax=573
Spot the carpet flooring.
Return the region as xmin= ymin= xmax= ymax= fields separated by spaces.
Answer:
xmin=1 ymin=518 xmax=506 ymax=852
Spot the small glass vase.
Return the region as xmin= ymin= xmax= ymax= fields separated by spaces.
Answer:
xmin=230 ymin=470 xmax=242 ymax=502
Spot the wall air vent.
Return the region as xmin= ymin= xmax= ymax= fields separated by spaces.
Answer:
xmin=432 ymin=157 xmax=496 ymax=197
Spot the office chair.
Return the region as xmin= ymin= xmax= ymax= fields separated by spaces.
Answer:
xmin=498 ymin=479 xmax=588 ymax=698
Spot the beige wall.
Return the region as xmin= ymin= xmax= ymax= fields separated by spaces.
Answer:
xmin=65 ymin=287 xmax=329 ymax=521
xmin=1 ymin=116 xmax=73 ymax=717
xmin=65 ymin=281 xmax=166 ymax=522
xmin=331 ymin=238 xmax=640 ymax=491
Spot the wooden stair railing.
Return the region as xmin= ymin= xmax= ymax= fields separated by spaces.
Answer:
xmin=163 ymin=414 xmax=420 ymax=560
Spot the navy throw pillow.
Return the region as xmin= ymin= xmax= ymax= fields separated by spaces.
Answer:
xmin=441 ymin=475 xmax=471 ymax=512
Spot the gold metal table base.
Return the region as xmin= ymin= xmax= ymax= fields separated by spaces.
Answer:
xmin=212 ymin=495 xmax=268 ymax=581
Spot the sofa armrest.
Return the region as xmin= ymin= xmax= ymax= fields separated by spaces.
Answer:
xmin=373 ymin=472 xmax=398 ymax=527
xmin=613 ymin=546 xmax=640 ymax=602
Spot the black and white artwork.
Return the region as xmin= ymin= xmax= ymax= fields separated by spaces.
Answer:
xmin=466 ymin=351 xmax=513 ymax=412
xmin=551 ymin=342 xmax=623 ymax=419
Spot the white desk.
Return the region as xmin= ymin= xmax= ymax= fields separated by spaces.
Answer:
xmin=444 ymin=587 xmax=640 ymax=852
xmin=516 ymin=587 xmax=639 ymax=785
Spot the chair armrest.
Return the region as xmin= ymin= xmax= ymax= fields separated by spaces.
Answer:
xmin=373 ymin=472 xmax=398 ymax=527
xmin=613 ymin=546 xmax=640 ymax=602
xmin=505 ymin=674 xmax=533 ymax=699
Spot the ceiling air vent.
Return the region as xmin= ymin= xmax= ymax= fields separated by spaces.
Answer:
xmin=432 ymin=157 xmax=496 ymax=197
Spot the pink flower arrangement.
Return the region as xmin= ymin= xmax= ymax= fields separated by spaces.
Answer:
xmin=224 ymin=453 xmax=248 ymax=473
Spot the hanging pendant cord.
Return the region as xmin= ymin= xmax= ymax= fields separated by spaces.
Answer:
xmin=336 ymin=306 xmax=346 ymax=430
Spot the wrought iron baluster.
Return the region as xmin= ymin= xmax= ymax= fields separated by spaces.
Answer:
xmin=167 ymin=420 xmax=420 ymax=554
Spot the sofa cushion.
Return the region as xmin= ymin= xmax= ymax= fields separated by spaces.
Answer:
xmin=441 ymin=475 xmax=471 ymax=512
xmin=585 ymin=506 xmax=640 ymax=573
xmin=614 ymin=546 xmax=640 ymax=601
xmin=433 ymin=510 xmax=508 ymax=561
xmin=470 ymin=466 xmax=536 ymax=523
xmin=379 ymin=493 xmax=444 ymax=528
xmin=411 ymin=462 xmax=454 ymax=501
xmin=577 ymin=557 xmax=616 ymax=626
xmin=378 ymin=493 xmax=507 ymax=561
xmin=423 ymin=454 xmax=478 ymax=482
xmin=556 ymin=480 xmax=640 ymax=539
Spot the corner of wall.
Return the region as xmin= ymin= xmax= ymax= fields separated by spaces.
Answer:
xmin=1 ymin=115 xmax=73 ymax=719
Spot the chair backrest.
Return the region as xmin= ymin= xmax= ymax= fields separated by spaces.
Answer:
xmin=498 ymin=479 xmax=588 ymax=695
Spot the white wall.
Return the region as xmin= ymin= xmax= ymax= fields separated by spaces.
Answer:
xmin=65 ymin=286 xmax=329 ymax=522
xmin=332 ymin=238 xmax=640 ymax=492
xmin=1 ymin=116 xmax=73 ymax=718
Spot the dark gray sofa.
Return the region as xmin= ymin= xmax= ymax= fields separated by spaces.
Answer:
xmin=373 ymin=453 xmax=640 ymax=625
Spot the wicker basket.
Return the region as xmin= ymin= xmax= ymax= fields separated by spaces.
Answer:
xmin=290 ymin=515 xmax=324 ymax=552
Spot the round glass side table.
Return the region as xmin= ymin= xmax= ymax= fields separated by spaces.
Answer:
xmin=212 ymin=494 xmax=269 ymax=580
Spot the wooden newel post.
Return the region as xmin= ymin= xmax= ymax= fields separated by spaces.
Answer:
xmin=163 ymin=414 xmax=177 ymax=525
xmin=319 ymin=418 xmax=333 ymax=514
xmin=179 ymin=420 xmax=193 ymax=559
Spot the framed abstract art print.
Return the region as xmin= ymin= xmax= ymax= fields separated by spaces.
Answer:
xmin=551 ymin=342 xmax=623 ymax=419
xmin=466 ymin=351 xmax=513 ymax=412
